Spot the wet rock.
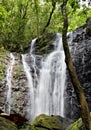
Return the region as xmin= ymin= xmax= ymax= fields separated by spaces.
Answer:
xmin=65 ymin=17 xmax=91 ymax=120
xmin=0 ymin=50 xmax=9 ymax=112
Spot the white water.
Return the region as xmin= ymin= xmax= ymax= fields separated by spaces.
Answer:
xmin=5 ymin=53 xmax=15 ymax=114
xmin=22 ymin=54 xmax=34 ymax=120
xmin=78 ymin=0 xmax=91 ymax=8
xmin=30 ymin=39 xmax=38 ymax=89
xmin=35 ymin=34 xmax=66 ymax=118
xmin=22 ymin=34 xmax=66 ymax=121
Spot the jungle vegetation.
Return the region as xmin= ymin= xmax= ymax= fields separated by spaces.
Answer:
xmin=0 ymin=0 xmax=91 ymax=52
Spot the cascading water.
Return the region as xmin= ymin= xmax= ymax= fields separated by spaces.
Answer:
xmin=5 ymin=53 xmax=15 ymax=114
xmin=36 ymin=35 xmax=66 ymax=117
xmin=22 ymin=54 xmax=34 ymax=120
xmin=22 ymin=39 xmax=38 ymax=121
xmin=22 ymin=34 xmax=66 ymax=121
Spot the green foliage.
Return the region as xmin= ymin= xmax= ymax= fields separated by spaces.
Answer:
xmin=0 ymin=0 xmax=91 ymax=52
xmin=67 ymin=0 xmax=91 ymax=31
xmin=0 ymin=0 xmax=30 ymax=52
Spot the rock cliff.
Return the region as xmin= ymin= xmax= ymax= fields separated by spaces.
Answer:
xmin=65 ymin=17 xmax=91 ymax=120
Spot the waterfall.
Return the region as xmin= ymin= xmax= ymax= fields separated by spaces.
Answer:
xmin=5 ymin=53 xmax=15 ymax=114
xmin=22 ymin=38 xmax=38 ymax=121
xmin=22 ymin=34 xmax=66 ymax=121
xmin=35 ymin=34 xmax=66 ymax=118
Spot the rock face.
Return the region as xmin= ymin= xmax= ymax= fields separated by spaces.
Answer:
xmin=86 ymin=17 xmax=91 ymax=36
xmin=65 ymin=18 xmax=91 ymax=120
xmin=11 ymin=53 xmax=28 ymax=116
xmin=0 ymin=53 xmax=29 ymax=117
xmin=0 ymin=48 xmax=9 ymax=111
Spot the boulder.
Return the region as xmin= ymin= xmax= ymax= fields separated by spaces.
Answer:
xmin=31 ymin=114 xmax=73 ymax=130
xmin=20 ymin=114 xmax=73 ymax=130
xmin=0 ymin=115 xmax=18 ymax=130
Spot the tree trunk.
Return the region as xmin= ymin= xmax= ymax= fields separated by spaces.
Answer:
xmin=61 ymin=0 xmax=91 ymax=130
xmin=34 ymin=0 xmax=40 ymax=38
xmin=42 ymin=0 xmax=56 ymax=34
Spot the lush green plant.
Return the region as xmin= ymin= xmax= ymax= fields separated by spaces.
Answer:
xmin=0 ymin=0 xmax=91 ymax=52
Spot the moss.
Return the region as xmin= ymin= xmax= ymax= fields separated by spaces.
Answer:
xmin=20 ymin=124 xmax=37 ymax=130
xmin=67 ymin=118 xmax=82 ymax=130
xmin=0 ymin=116 xmax=18 ymax=130
xmin=32 ymin=114 xmax=62 ymax=130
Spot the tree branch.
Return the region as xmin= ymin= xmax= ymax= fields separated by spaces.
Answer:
xmin=42 ymin=0 xmax=56 ymax=34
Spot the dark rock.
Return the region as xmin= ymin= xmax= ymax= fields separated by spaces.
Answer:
xmin=9 ymin=113 xmax=28 ymax=127
xmin=86 ymin=17 xmax=91 ymax=36
xmin=65 ymin=17 xmax=91 ymax=120
xmin=0 ymin=111 xmax=28 ymax=128
xmin=33 ymin=33 xmax=56 ymax=55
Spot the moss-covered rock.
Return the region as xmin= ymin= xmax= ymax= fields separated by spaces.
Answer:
xmin=0 ymin=116 xmax=18 ymax=130
xmin=19 ymin=124 xmax=37 ymax=130
xmin=67 ymin=113 xmax=91 ymax=130
xmin=33 ymin=33 xmax=56 ymax=55
xmin=20 ymin=114 xmax=72 ymax=130
xmin=32 ymin=114 xmax=72 ymax=130
xmin=32 ymin=114 xmax=62 ymax=130
xmin=0 ymin=47 xmax=9 ymax=86
xmin=67 ymin=118 xmax=84 ymax=130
